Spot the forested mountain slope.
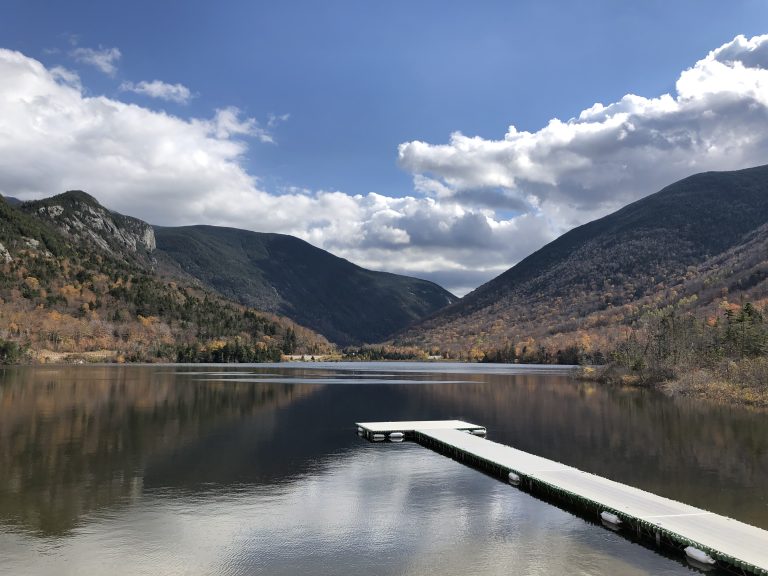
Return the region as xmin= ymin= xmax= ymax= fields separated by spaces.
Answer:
xmin=398 ymin=164 xmax=768 ymax=356
xmin=0 ymin=192 xmax=330 ymax=362
xmin=154 ymin=225 xmax=457 ymax=345
xmin=1 ymin=189 xmax=455 ymax=360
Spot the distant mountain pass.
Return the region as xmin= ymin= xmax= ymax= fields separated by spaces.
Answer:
xmin=155 ymin=225 xmax=457 ymax=345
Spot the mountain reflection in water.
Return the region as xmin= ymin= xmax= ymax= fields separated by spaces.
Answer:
xmin=0 ymin=363 xmax=765 ymax=576
xmin=0 ymin=365 xmax=320 ymax=535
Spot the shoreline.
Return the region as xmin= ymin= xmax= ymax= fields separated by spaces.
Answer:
xmin=10 ymin=352 xmax=767 ymax=410
xmin=577 ymin=364 xmax=768 ymax=409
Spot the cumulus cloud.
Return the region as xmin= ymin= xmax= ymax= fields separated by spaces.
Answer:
xmin=2 ymin=34 xmax=768 ymax=296
xmin=399 ymin=33 xmax=768 ymax=232
xmin=70 ymin=45 xmax=121 ymax=76
xmin=120 ymin=80 xmax=193 ymax=104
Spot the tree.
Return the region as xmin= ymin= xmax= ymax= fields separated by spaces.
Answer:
xmin=0 ymin=338 xmax=24 ymax=364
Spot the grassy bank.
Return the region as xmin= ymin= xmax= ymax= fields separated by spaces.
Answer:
xmin=579 ymin=359 xmax=768 ymax=408
xmin=661 ymin=358 xmax=768 ymax=406
xmin=576 ymin=301 xmax=768 ymax=407
xmin=577 ymin=358 xmax=768 ymax=408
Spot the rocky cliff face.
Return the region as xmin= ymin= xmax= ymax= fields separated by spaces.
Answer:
xmin=0 ymin=241 xmax=11 ymax=264
xmin=23 ymin=191 xmax=155 ymax=257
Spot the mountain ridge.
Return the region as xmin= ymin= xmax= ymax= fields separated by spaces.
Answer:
xmin=398 ymin=164 xmax=768 ymax=356
xmin=0 ymin=192 xmax=332 ymax=362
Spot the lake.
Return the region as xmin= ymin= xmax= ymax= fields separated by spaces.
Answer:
xmin=0 ymin=363 xmax=766 ymax=575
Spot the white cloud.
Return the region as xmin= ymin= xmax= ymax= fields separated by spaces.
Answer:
xmin=204 ymin=106 xmax=274 ymax=142
xmin=267 ymin=112 xmax=290 ymax=128
xmin=2 ymin=35 xmax=768 ymax=296
xmin=70 ymin=45 xmax=121 ymax=76
xmin=399 ymin=33 xmax=768 ymax=232
xmin=0 ymin=47 xmax=528 ymax=294
xmin=120 ymin=80 xmax=193 ymax=104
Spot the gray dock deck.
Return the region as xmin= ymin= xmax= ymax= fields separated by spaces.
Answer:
xmin=356 ymin=420 xmax=483 ymax=435
xmin=356 ymin=420 xmax=768 ymax=575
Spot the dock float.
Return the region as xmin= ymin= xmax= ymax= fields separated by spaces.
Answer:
xmin=355 ymin=420 xmax=768 ymax=575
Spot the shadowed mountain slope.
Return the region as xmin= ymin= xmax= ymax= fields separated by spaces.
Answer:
xmin=399 ymin=164 xmax=768 ymax=352
xmin=155 ymin=225 xmax=457 ymax=345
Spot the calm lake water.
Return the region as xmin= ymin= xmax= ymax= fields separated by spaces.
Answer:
xmin=0 ymin=363 xmax=766 ymax=575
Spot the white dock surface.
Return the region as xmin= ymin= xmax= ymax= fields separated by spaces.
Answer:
xmin=418 ymin=428 xmax=768 ymax=572
xmin=356 ymin=420 xmax=481 ymax=433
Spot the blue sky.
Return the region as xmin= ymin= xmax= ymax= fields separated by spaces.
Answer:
xmin=2 ymin=1 xmax=768 ymax=294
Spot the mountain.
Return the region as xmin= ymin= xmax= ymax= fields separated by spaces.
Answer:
xmin=1 ymin=190 xmax=455 ymax=359
xmin=398 ymin=164 xmax=768 ymax=355
xmin=154 ymin=225 xmax=457 ymax=345
xmin=0 ymin=195 xmax=21 ymax=206
xmin=0 ymin=192 xmax=331 ymax=362
xmin=21 ymin=190 xmax=156 ymax=260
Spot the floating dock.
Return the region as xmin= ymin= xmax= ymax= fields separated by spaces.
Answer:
xmin=356 ymin=419 xmax=486 ymax=440
xmin=355 ymin=420 xmax=768 ymax=575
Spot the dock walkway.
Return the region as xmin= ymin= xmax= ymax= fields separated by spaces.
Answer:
xmin=356 ymin=420 xmax=768 ymax=575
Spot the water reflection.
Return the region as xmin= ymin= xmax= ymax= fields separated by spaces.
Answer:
xmin=1 ymin=445 xmax=690 ymax=576
xmin=0 ymin=365 xmax=320 ymax=535
xmin=400 ymin=377 xmax=768 ymax=527
xmin=0 ymin=363 xmax=765 ymax=575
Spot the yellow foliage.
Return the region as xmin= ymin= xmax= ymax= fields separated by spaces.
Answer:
xmin=467 ymin=347 xmax=485 ymax=361
xmin=137 ymin=315 xmax=159 ymax=327
xmin=578 ymin=332 xmax=592 ymax=351
xmin=59 ymin=285 xmax=80 ymax=298
xmin=80 ymin=287 xmax=96 ymax=303
xmin=206 ymin=339 xmax=227 ymax=351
